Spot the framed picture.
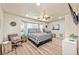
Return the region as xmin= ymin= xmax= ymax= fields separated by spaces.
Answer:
xmin=52 ymin=24 xmax=60 ymax=30
xmin=10 ymin=21 xmax=16 ymax=27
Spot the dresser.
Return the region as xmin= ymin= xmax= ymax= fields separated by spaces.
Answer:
xmin=62 ymin=38 xmax=77 ymax=55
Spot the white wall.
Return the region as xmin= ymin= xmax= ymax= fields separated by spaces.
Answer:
xmin=0 ymin=5 xmax=4 ymax=44
xmin=4 ymin=13 xmax=47 ymax=41
xmin=4 ymin=13 xmax=22 ymax=38
xmin=47 ymin=19 xmax=65 ymax=37
xmin=65 ymin=13 xmax=79 ymax=54
xmin=64 ymin=14 xmax=78 ymax=38
xmin=47 ymin=13 xmax=78 ymax=39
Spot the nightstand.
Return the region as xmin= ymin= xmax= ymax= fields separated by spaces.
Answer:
xmin=52 ymin=34 xmax=56 ymax=38
xmin=2 ymin=41 xmax=12 ymax=54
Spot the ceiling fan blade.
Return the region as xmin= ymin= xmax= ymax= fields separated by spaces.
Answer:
xmin=45 ymin=16 xmax=51 ymax=20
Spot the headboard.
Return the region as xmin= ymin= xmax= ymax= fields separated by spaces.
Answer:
xmin=28 ymin=28 xmax=41 ymax=33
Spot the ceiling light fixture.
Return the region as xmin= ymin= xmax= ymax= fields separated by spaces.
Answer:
xmin=36 ymin=3 xmax=40 ymax=6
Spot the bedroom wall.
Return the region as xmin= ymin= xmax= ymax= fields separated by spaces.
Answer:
xmin=65 ymin=13 xmax=79 ymax=54
xmin=64 ymin=13 xmax=78 ymax=38
xmin=0 ymin=5 xmax=4 ymax=44
xmin=47 ymin=19 xmax=65 ymax=37
xmin=47 ymin=13 xmax=78 ymax=39
xmin=3 ymin=13 xmax=47 ymax=41
xmin=4 ymin=13 xmax=22 ymax=40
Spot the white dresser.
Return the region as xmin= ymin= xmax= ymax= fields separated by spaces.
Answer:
xmin=62 ymin=38 xmax=77 ymax=55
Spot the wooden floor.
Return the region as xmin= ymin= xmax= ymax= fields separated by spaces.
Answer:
xmin=7 ymin=38 xmax=62 ymax=55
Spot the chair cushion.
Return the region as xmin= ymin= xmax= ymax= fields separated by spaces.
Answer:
xmin=8 ymin=34 xmax=21 ymax=43
xmin=11 ymin=36 xmax=21 ymax=42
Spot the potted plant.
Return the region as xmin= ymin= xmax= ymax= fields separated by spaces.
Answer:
xmin=69 ymin=34 xmax=78 ymax=41
xmin=21 ymin=30 xmax=27 ymax=43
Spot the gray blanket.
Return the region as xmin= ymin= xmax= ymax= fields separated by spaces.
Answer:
xmin=28 ymin=32 xmax=52 ymax=44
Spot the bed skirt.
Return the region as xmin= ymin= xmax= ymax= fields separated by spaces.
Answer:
xmin=28 ymin=38 xmax=52 ymax=47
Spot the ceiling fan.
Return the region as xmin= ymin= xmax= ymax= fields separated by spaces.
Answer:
xmin=37 ymin=9 xmax=51 ymax=20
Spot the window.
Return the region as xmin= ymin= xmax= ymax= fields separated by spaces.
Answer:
xmin=21 ymin=22 xmax=44 ymax=36
xmin=39 ymin=24 xmax=43 ymax=32
xmin=27 ymin=23 xmax=39 ymax=29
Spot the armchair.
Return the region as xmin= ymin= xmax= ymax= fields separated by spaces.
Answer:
xmin=8 ymin=34 xmax=22 ymax=48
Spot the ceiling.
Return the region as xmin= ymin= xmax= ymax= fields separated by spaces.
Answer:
xmin=1 ymin=3 xmax=79 ymax=22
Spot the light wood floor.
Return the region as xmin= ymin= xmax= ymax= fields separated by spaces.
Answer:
xmin=7 ymin=38 xmax=62 ymax=55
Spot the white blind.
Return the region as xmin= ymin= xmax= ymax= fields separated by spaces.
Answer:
xmin=21 ymin=22 xmax=44 ymax=36
xmin=27 ymin=23 xmax=39 ymax=29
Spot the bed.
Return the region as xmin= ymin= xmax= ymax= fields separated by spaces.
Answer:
xmin=28 ymin=28 xmax=52 ymax=47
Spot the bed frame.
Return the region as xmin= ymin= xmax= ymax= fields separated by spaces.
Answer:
xmin=28 ymin=38 xmax=52 ymax=47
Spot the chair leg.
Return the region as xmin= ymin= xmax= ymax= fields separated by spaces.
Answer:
xmin=14 ymin=47 xmax=17 ymax=55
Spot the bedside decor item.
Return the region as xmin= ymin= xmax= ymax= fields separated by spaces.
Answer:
xmin=10 ymin=21 xmax=16 ymax=26
xmin=69 ymin=34 xmax=78 ymax=41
